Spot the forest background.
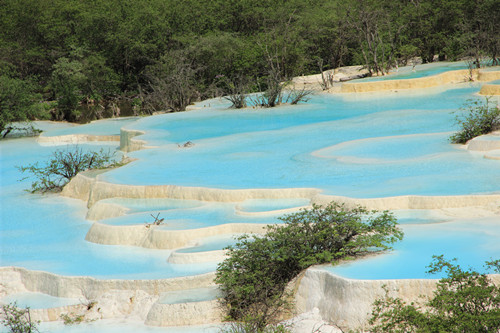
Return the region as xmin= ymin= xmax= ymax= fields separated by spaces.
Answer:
xmin=1 ymin=0 xmax=499 ymax=134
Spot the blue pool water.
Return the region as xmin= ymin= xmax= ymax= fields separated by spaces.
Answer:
xmin=1 ymin=292 xmax=80 ymax=309
xmin=99 ymin=202 xmax=279 ymax=229
xmin=324 ymin=217 xmax=500 ymax=279
xmin=0 ymin=139 xmax=215 ymax=279
xmin=1 ymin=65 xmax=499 ymax=283
xmin=237 ymin=198 xmax=310 ymax=213
xmin=358 ymin=61 xmax=470 ymax=82
xmin=102 ymin=84 xmax=500 ymax=198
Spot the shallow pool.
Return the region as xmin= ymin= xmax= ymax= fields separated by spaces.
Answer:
xmin=357 ymin=61 xmax=469 ymax=82
xmin=324 ymin=216 xmax=500 ymax=279
xmin=0 ymin=138 xmax=215 ymax=279
xmin=102 ymin=84 xmax=500 ymax=198
xmin=1 ymin=66 xmax=499 ymax=284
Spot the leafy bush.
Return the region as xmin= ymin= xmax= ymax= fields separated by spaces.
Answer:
xmin=0 ymin=75 xmax=46 ymax=138
xmin=1 ymin=302 xmax=39 ymax=333
xmin=220 ymin=321 xmax=291 ymax=333
xmin=450 ymin=97 xmax=500 ymax=144
xmin=215 ymin=202 xmax=403 ymax=329
xmin=18 ymin=146 xmax=119 ymax=193
xmin=370 ymin=255 xmax=500 ymax=333
xmin=60 ymin=313 xmax=85 ymax=325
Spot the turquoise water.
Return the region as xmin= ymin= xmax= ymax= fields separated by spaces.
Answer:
xmin=1 ymin=66 xmax=500 ymax=283
xmin=100 ymin=198 xmax=203 ymax=214
xmin=358 ymin=62 xmax=469 ymax=82
xmin=99 ymin=202 xmax=278 ymax=229
xmin=102 ymin=84 xmax=500 ymax=198
xmin=324 ymin=217 xmax=500 ymax=279
xmin=0 ymin=139 xmax=215 ymax=279
xmin=237 ymin=198 xmax=310 ymax=213
xmin=1 ymin=292 xmax=80 ymax=309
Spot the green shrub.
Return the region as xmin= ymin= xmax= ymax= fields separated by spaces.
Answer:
xmin=215 ymin=202 xmax=403 ymax=330
xmin=0 ymin=75 xmax=46 ymax=138
xmin=220 ymin=321 xmax=291 ymax=333
xmin=1 ymin=302 xmax=39 ymax=333
xmin=18 ymin=146 xmax=119 ymax=193
xmin=370 ymin=255 xmax=500 ymax=333
xmin=450 ymin=97 xmax=500 ymax=144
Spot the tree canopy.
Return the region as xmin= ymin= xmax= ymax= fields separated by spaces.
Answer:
xmin=1 ymin=0 xmax=498 ymax=130
xmin=215 ymin=203 xmax=403 ymax=329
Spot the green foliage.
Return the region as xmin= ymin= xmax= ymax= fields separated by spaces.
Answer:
xmin=220 ymin=321 xmax=291 ymax=333
xmin=450 ymin=97 xmax=500 ymax=144
xmin=0 ymin=75 xmax=45 ymax=137
xmin=143 ymin=50 xmax=201 ymax=113
xmin=370 ymin=255 xmax=500 ymax=333
xmin=216 ymin=75 xmax=249 ymax=109
xmin=50 ymin=57 xmax=86 ymax=121
xmin=1 ymin=302 xmax=39 ymax=333
xmin=60 ymin=313 xmax=85 ymax=325
xmin=215 ymin=202 xmax=402 ymax=329
xmin=18 ymin=146 xmax=118 ymax=193
xmin=0 ymin=0 xmax=498 ymax=119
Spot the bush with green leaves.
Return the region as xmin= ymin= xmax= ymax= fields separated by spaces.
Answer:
xmin=220 ymin=321 xmax=291 ymax=333
xmin=0 ymin=75 xmax=47 ymax=138
xmin=1 ymin=302 xmax=39 ymax=333
xmin=370 ymin=255 xmax=500 ymax=333
xmin=215 ymin=202 xmax=403 ymax=330
xmin=18 ymin=146 xmax=119 ymax=193
xmin=450 ymin=97 xmax=500 ymax=144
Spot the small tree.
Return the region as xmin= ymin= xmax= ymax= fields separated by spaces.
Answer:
xmin=370 ymin=256 xmax=500 ymax=333
xmin=450 ymin=97 xmax=500 ymax=144
xmin=216 ymin=75 xmax=249 ymax=109
xmin=18 ymin=146 xmax=118 ymax=193
xmin=215 ymin=203 xmax=402 ymax=330
xmin=1 ymin=302 xmax=39 ymax=333
xmin=142 ymin=50 xmax=202 ymax=113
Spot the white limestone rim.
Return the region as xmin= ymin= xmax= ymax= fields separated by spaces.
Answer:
xmin=0 ymin=266 xmax=216 ymax=300
xmin=341 ymin=68 xmax=500 ymax=93
xmin=61 ymin=172 xmax=321 ymax=208
xmin=312 ymin=193 xmax=500 ymax=211
xmin=234 ymin=204 xmax=312 ymax=217
xmin=63 ymin=171 xmax=500 ymax=213
xmin=466 ymin=131 xmax=500 ymax=151
xmin=312 ymin=132 xmax=453 ymax=165
xmin=484 ymin=150 xmax=500 ymax=160
xmin=145 ymin=299 xmax=222 ymax=326
xmin=37 ymin=133 xmax=120 ymax=144
xmin=85 ymin=222 xmax=266 ymax=249
xmin=167 ymin=250 xmax=228 ymax=264
xmin=120 ymin=127 xmax=159 ymax=152
xmin=294 ymin=266 xmax=500 ymax=331
xmin=29 ymin=303 xmax=87 ymax=322
xmin=479 ymin=83 xmax=500 ymax=95
xmin=86 ymin=201 xmax=131 ymax=220
xmin=0 ymin=267 xmax=221 ymax=325
xmin=87 ymin=198 xmax=311 ymax=221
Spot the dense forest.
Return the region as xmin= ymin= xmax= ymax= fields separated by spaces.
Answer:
xmin=1 ymin=0 xmax=499 ymax=134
